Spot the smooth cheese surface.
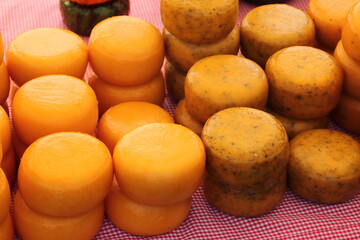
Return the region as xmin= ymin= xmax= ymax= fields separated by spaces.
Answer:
xmin=185 ymin=55 xmax=268 ymax=123
xmin=174 ymin=99 xmax=204 ymax=136
xmin=331 ymin=93 xmax=360 ymax=134
xmin=6 ymin=27 xmax=88 ymax=86
xmin=342 ymin=2 xmax=360 ymax=63
xmin=1 ymin=147 xmax=17 ymax=186
xmin=0 ymin=214 xmax=13 ymax=240
xmin=113 ymin=123 xmax=205 ymax=206
xmin=18 ymin=132 xmax=113 ymax=217
xmin=0 ymin=62 xmax=10 ymax=104
xmin=164 ymin=61 xmax=186 ymax=102
xmin=0 ymin=169 xmax=10 ymax=225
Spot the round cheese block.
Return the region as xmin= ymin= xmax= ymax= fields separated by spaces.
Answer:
xmin=0 ymin=62 xmax=10 ymax=105
xmin=174 ymin=99 xmax=204 ymax=136
xmin=18 ymin=132 xmax=113 ymax=217
xmin=6 ymin=27 xmax=88 ymax=86
xmin=185 ymin=55 xmax=268 ymax=123
xmin=288 ymin=129 xmax=360 ymax=204
xmin=240 ymin=4 xmax=316 ymax=68
xmin=1 ymin=147 xmax=17 ymax=186
xmin=163 ymin=25 xmax=240 ymax=72
xmin=331 ymin=93 xmax=360 ymax=134
xmin=266 ymin=46 xmax=343 ymax=119
xmin=0 ymin=169 xmax=10 ymax=225
xmin=105 ymin=178 xmax=191 ymax=236
xmin=164 ymin=61 xmax=186 ymax=102
xmin=89 ymin=16 xmax=164 ymax=86
xmin=202 ymin=107 xmax=289 ymax=190
xmin=0 ymin=214 xmax=13 ymax=240
xmin=12 ymin=75 xmax=98 ymax=145
xmin=342 ymin=2 xmax=360 ymax=63
xmin=0 ymin=106 xmax=11 ymax=154
xmin=113 ymin=123 xmax=205 ymax=206
xmin=161 ymin=0 xmax=238 ymax=43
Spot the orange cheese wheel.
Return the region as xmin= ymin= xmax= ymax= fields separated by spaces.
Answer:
xmin=0 ymin=62 xmax=10 ymax=105
xmin=163 ymin=25 xmax=240 ymax=72
xmin=0 ymin=214 xmax=13 ymax=240
xmin=14 ymin=191 xmax=104 ymax=240
xmin=97 ymin=101 xmax=174 ymax=154
xmin=88 ymin=71 xmax=165 ymax=116
xmin=164 ymin=61 xmax=186 ymax=102
xmin=174 ymin=99 xmax=204 ymax=136
xmin=12 ymin=75 xmax=98 ymax=145
xmin=18 ymin=132 xmax=113 ymax=217
xmin=0 ymin=169 xmax=10 ymax=225
xmin=185 ymin=55 xmax=268 ymax=123
xmin=288 ymin=129 xmax=360 ymax=204
xmin=105 ymin=178 xmax=191 ymax=236
xmin=334 ymin=40 xmax=360 ymax=100
xmin=266 ymin=46 xmax=343 ymax=119
xmin=6 ymin=28 xmax=88 ymax=86
xmin=342 ymin=2 xmax=360 ymax=63
xmin=113 ymin=123 xmax=205 ymax=206
xmin=331 ymin=93 xmax=360 ymax=134
xmin=89 ymin=16 xmax=164 ymax=86
xmin=240 ymin=4 xmax=316 ymax=68
xmin=202 ymin=107 xmax=289 ymax=190
xmin=161 ymin=0 xmax=238 ymax=43
xmin=1 ymin=147 xmax=17 ymax=186
xmin=0 ymin=106 xmax=11 ymax=154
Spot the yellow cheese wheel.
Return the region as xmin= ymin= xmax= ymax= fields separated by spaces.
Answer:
xmin=164 ymin=61 xmax=186 ymax=102
xmin=113 ymin=123 xmax=205 ymax=206
xmin=105 ymin=178 xmax=191 ymax=236
xmin=240 ymin=4 xmax=316 ymax=68
xmin=161 ymin=0 xmax=238 ymax=43
xmin=12 ymin=75 xmax=98 ymax=145
xmin=14 ymin=191 xmax=104 ymax=240
xmin=334 ymin=40 xmax=360 ymax=100
xmin=185 ymin=55 xmax=268 ymax=123
xmin=18 ymin=132 xmax=113 ymax=217
xmin=0 ymin=169 xmax=10 ymax=225
xmin=204 ymin=171 xmax=286 ymax=217
xmin=164 ymin=25 xmax=240 ymax=72
xmin=288 ymin=129 xmax=360 ymax=204
xmin=331 ymin=93 xmax=360 ymax=134
xmin=342 ymin=2 xmax=360 ymax=63
xmin=89 ymin=16 xmax=164 ymax=86
xmin=97 ymin=101 xmax=174 ymax=154
xmin=266 ymin=46 xmax=343 ymax=119
xmin=202 ymin=107 xmax=289 ymax=190
xmin=6 ymin=28 xmax=88 ymax=86
xmin=1 ymin=147 xmax=17 ymax=186
xmin=0 ymin=214 xmax=13 ymax=240
xmin=0 ymin=62 xmax=10 ymax=105
xmin=0 ymin=106 xmax=11 ymax=154
xmin=174 ymin=99 xmax=204 ymax=136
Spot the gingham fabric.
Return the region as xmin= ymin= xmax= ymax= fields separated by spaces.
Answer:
xmin=2 ymin=0 xmax=360 ymax=239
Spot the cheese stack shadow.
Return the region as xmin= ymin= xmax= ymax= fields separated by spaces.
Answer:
xmin=0 ymin=169 xmax=13 ymax=240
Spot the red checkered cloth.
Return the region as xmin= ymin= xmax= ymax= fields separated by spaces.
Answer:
xmin=1 ymin=0 xmax=360 ymax=239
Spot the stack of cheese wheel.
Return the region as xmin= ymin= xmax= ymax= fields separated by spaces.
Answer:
xmin=161 ymin=0 xmax=240 ymax=102
xmin=88 ymin=16 xmax=166 ymax=115
xmin=0 ymin=169 xmax=13 ymax=240
xmin=265 ymin=46 xmax=342 ymax=139
xmin=109 ymin=123 xmax=205 ymax=236
xmin=176 ymin=54 xmax=268 ymax=135
xmin=11 ymin=75 xmax=98 ymax=160
xmin=0 ymin=33 xmax=10 ymax=112
xmin=202 ymin=107 xmax=289 ymax=217
xmin=15 ymin=132 xmax=113 ymax=240
xmin=332 ymin=2 xmax=360 ymax=134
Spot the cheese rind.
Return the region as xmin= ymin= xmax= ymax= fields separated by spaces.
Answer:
xmin=164 ymin=61 xmax=186 ymax=102
xmin=0 ymin=214 xmax=13 ymax=240
xmin=174 ymin=99 xmax=203 ymax=136
xmin=331 ymin=93 xmax=360 ymax=134
xmin=342 ymin=2 xmax=360 ymax=63
xmin=0 ymin=169 xmax=10 ymax=225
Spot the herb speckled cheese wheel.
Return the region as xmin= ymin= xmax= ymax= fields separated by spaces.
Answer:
xmin=185 ymin=55 xmax=268 ymax=123
xmin=202 ymin=107 xmax=289 ymax=189
xmin=331 ymin=93 xmax=360 ymax=134
xmin=0 ymin=169 xmax=10 ymax=225
xmin=342 ymin=2 xmax=360 ymax=63
xmin=161 ymin=0 xmax=239 ymax=43
xmin=288 ymin=129 xmax=360 ymax=204
xmin=164 ymin=61 xmax=186 ymax=102
xmin=204 ymin=171 xmax=286 ymax=217
xmin=174 ymin=99 xmax=204 ymax=136
xmin=266 ymin=46 xmax=343 ymax=119
xmin=164 ymin=25 xmax=240 ymax=72
xmin=0 ymin=214 xmax=13 ymax=240
xmin=240 ymin=4 xmax=316 ymax=68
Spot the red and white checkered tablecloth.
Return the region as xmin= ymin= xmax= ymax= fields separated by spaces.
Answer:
xmin=1 ymin=0 xmax=360 ymax=239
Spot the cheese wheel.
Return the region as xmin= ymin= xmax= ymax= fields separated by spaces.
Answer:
xmin=1 ymin=147 xmax=17 ymax=186
xmin=288 ymin=129 xmax=360 ymax=204
xmin=174 ymin=99 xmax=203 ymax=136
xmin=164 ymin=25 xmax=240 ymax=72
xmin=0 ymin=214 xmax=13 ymax=240
xmin=0 ymin=62 xmax=10 ymax=105
xmin=334 ymin=40 xmax=360 ymax=100
xmin=0 ymin=169 xmax=10 ymax=225
xmin=6 ymin=28 xmax=87 ymax=86
xmin=105 ymin=178 xmax=191 ymax=236
xmin=97 ymin=101 xmax=174 ymax=154
xmin=89 ymin=16 xmax=164 ymax=86
xmin=331 ymin=93 xmax=360 ymax=134
xmin=164 ymin=61 xmax=186 ymax=102
xmin=266 ymin=46 xmax=343 ymax=119
xmin=161 ymin=0 xmax=238 ymax=43
xmin=342 ymin=2 xmax=360 ymax=63
xmin=202 ymin=107 xmax=289 ymax=189
xmin=0 ymin=106 xmax=11 ymax=154
xmin=307 ymin=0 xmax=360 ymax=49
xmin=113 ymin=123 xmax=205 ymax=206
xmin=240 ymin=4 xmax=316 ymax=68
xmin=12 ymin=75 xmax=98 ymax=145
xmin=18 ymin=132 xmax=113 ymax=217
xmin=88 ymin=71 xmax=165 ymax=116
xmin=14 ymin=191 xmax=104 ymax=240
xmin=185 ymin=55 xmax=268 ymax=123
xmin=204 ymin=171 xmax=286 ymax=217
